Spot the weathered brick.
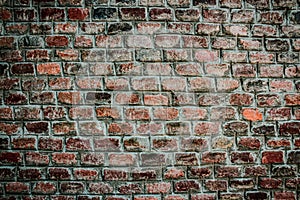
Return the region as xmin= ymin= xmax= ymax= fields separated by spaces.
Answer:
xmin=54 ymin=23 xmax=77 ymax=34
xmin=120 ymin=8 xmax=146 ymax=20
xmin=149 ymin=8 xmax=173 ymax=21
xmin=41 ymin=8 xmax=65 ymax=21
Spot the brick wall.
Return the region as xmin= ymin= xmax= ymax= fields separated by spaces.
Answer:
xmin=0 ymin=0 xmax=300 ymax=199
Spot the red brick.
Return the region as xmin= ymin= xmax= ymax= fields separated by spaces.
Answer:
xmin=203 ymin=9 xmax=228 ymax=23
xmin=136 ymin=22 xmax=162 ymax=34
xmin=231 ymin=152 xmax=255 ymax=163
xmin=189 ymin=77 xmax=215 ymax=92
xmin=149 ymin=8 xmax=173 ymax=21
xmin=43 ymin=106 xmax=66 ymax=120
xmin=162 ymin=78 xmax=186 ymax=91
xmin=125 ymin=108 xmax=150 ymax=121
xmin=230 ymin=93 xmax=253 ymax=106
xmin=68 ymin=8 xmax=89 ymax=21
xmin=155 ymin=35 xmax=180 ymax=48
xmin=109 ymin=153 xmax=135 ymax=166
xmin=32 ymin=182 xmax=56 ymax=194
xmin=81 ymin=22 xmax=105 ymax=34
xmin=267 ymin=139 xmax=290 ymax=148
xmin=6 ymin=24 xmax=28 ymax=34
xmin=0 ymin=78 xmax=19 ymax=90
xmin=266 ymin=107 xmax=291 ymax=121
xmin=191 ymin=194 xmax=215 ymax=200
xmin=88 ymin=183 xmax=113 ymax=194
xmin=41 ymin=8 xmax=65 ymax=21
xmin=69 ymin=107 xmax=93 ymax=120
xmin=57 ymin=49 xmax=79 ymax=61
xmin=152 ymin=138 xmax=178 ymax=151
xmin=118 ymin=183 xmax=142 ymax=195
xmin=285 ymin=94 xmax=300 ymax=106
xmin=60 ymin=182 xmax=84 ymax=194
xmin=96 ymin=35 xmax=122 ymax=48
xmin=253 ymin=25 xmax=276 ymax=37
xmin=270 ymin=80 xmax=293 ymax=92
xmin=196 ymin=23 xmax=220 ymax=35
xmin=175 ymin=9 xmax=200 ymax=21
xmin=146 ymin=182 xmax=171 ymax=194
xmin=74 ymin=169 xmax=98 ymax=180
xmin=66 ymin=138 xmax=91 ymax=151
xmin=260 ymin=178 xmax=282 ymax=189
xmin=210 ymin=107 xmax=236 ymax=120
xmin=25 ymin=152 xmax=49 ymax=165
xmin=220 ymin=0 xmax=241 ymax=7
xmin=181 ymin=138 xmax=207 ymax=152
xmin=230 ymin=179 xmax=254 ymax=189
xmin=132 ymin=78 xmax=158 ymax=91
xmin=216 ymin=166 xmax=240 ymax=177
xmin=0 ymin=50 xmax=23 ymax=62
xmin=48 ymin=167 xmax=71 ymax=180
xmin=205 ymin=180 xmax=227 ymax=191
xmin=74 ymin=36 xmax=93 ymax=48
xmin=52 ymin=153 xmax=77 ymax=165
xmin=164 ymin=167 xmax=185 ymax=179
xmin=164 ymin=49 xmax=190 ymax=62
xmin=5 ymin=92 xmax=27 ymax=105
xmin=0 ymin=152 xmax=22 ymax=164
xmin=202 ymin=152 xmax=226 ymax=164
xmin=188 ymin=167 xmax=211 ymax=179
xmin=132 ymin=169 xmax=157 ymax=180
xmin=120 ymin=8 xmax=146 ymax=20
xmin=12 ymin=137 xmax=36 ymax=149
xmin=103 ymin=169 xmax=128 ymax=181
xmin=53 ymin=122 xmax=76 ymax=135
xmin=58 ymin=92 xmax=82 ymax=104
xmin=168 ymin=22 xmax=192 ymax=34
xmin=212 ymin=37 xmax=236 ymax=49
xmin=274 ymin=191 xmax=296 ymax=200
xmin=244 ymin=166 xmax=267 ymax=177
xmin=238 ymin=137 xmax=261 ymax=150
xmin=204 ymin=63 xmax=230 ymax=77
xmin=80 ymin=153 xmax=104 ymax=166
xmin=37 ymin=63 xmax=61 ymax=75
xmin=242 ymin=108 xmax=263 ymax=121
xmin=262 ymin=151 xmax=284 ymax=164
xmin=194 ymin=122 xmax=220 ymax=135
xmin=0 ymin=107 xmax=13 ymax=120
xmin=0 ymin=8 xmax=12 ymax=21
xmin=153 ymin=108 xmax=179 ymax=120
xmin=96 ymin=107 xmax=120 ymax=119
xmin=216 ymin=78 xmax=239 ymax=92
xmin=46 ymin=36 xmax=68 ymax=47
xmin=0 ymin=36 xmax=14 ymax=48
xmin=106 ymin=78 xmax=129 ymax=90
xmin=26 ymin=50 xmax=49 ymax=61
xmin=108 ymin=122 xmax=133 ymax=135
xmin=38 ymin=137 xmax=63 ymax=151
xmin=182 ymin=107 xmax=207 ymax=120
xmin=223 ymin=51 xmax=247 ymax=62
xmin=18 ymin=160 xmax=38 ymax=175
xmin=194 ymin=50 xmax=218 ymax=62
xmin=6 ymin=182 xmax=29 ymax=194
xmin=94 ymin=138 xmax=120 ymax=151
xmin=174 ymin=180 xmax=200 ymax=192
xmin=14 ymin=8 xmax=36 ymax=21
xmin=231 ymin=9 xmax=254 ymax=22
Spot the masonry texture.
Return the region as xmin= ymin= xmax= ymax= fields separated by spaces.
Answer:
xmin=0 ymin=0 xmax=300 ymax=199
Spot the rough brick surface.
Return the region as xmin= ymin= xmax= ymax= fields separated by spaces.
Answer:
xmin=0 ymin=0 xmax=300 ymax=199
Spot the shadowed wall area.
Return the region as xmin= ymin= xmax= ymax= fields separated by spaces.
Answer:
xmin=0 ymin=0 xmax=300 ymax=199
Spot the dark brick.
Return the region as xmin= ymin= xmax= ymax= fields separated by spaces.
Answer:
xmin=93 ymin=8 xmax=117 ymax=20
xmin=11 ymin=63 xmax=34 ymax=75
xmin=107 ymin=23 xmax=132 ymax=35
